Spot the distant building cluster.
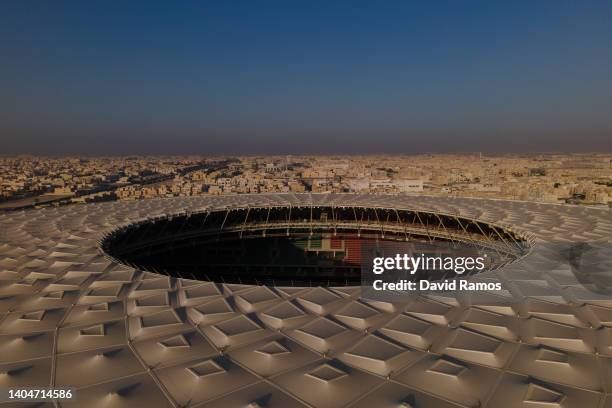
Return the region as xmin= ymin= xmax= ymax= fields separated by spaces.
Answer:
xmin=1 ymin=153 xmax=611 ymax=210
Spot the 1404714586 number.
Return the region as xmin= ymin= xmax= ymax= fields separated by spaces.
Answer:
xmin=4 ymin=388 xmax=74 ymax=401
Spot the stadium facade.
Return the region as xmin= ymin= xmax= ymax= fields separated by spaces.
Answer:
xmin=1 ymin=194 xmax=611 ymax=407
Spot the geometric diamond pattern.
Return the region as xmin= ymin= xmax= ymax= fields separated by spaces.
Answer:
xmin=1 ymin=193 xmax=611 ymax=407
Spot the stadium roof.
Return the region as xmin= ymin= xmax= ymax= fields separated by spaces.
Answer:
xmin=1 ymin=194 xmax=611 ymax=407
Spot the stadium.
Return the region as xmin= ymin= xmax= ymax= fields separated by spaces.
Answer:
xmin=1 ymin=193 xmax=612 ymax=407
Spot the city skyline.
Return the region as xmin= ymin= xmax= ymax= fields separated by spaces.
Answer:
xmin=2 ymin=153 xmax=610 ymax=211
xmin=2 ymin=1 xmax=612 ymax=155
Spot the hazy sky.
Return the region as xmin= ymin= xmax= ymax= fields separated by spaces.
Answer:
xmin=1 ymin=1 xmax=611 ymax=155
